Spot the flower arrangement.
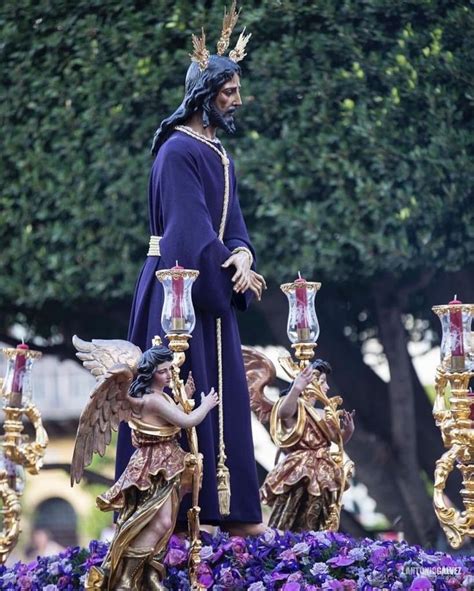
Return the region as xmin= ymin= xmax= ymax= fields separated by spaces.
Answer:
xmin=0 ymin=531 xmax=472 ymax=590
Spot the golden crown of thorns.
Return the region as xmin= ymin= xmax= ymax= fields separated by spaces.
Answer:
xmin=190 ymin=1 xmax=251 ymax=71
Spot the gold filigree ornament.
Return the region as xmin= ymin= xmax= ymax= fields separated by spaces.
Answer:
xmin=189 ymin=2 xmax=251 ymax=71
xmin=0 ymin=346 xmax=48 ymax=563
xmin=431 ymin=368 xmax=474 ymax=548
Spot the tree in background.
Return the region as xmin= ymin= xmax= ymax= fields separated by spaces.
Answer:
xmin=2 ymin=0 xmax=473 ymax=544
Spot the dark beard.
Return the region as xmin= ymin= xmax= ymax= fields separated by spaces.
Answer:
xmin=207 ymin=103 xmax=237 ymax=134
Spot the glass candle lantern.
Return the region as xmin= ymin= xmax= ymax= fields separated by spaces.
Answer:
xmin=1 ymin=345 xmax=42 ymax=408
xmin=281 ymin=275 xmax=321 ymax=344
xmin=155 ymin=265 xmax=200 ymax=335
xmin=432 ymin=298 xmax=473 ymax=372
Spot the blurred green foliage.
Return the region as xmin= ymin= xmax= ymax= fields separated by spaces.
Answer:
xmin=1 ymin=0 xmax=473 ymax=340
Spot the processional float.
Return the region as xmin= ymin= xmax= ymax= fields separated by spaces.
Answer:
xmin=431 ymin=297 xmax=474 ymax=548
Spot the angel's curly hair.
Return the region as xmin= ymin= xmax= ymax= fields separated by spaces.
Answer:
xmin=129 ymin=345 xmax=173 ymax=398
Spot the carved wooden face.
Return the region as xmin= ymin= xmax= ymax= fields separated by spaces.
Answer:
xmin=209 ymin=73 xmax=242 ymax=133
xmin=152 ymin=361 xmax=172 ymax=390
xmin=318 ymin=373 xmax=329 ymax=395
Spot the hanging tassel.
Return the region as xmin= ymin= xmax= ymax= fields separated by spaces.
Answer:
xmin=217 ymin=461 xmax=231 ymax=516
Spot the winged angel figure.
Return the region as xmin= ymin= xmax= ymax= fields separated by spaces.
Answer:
xmin=242 ymin=346 xmax=354 ymax=533
xmin=71 ymin=336 xmax=218 ymax=591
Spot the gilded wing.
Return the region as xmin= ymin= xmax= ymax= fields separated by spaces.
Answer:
xmin=242 ymin=346 xmax=276 ymax=424
xmin=70 ymin=364 xmax=135 ymax=485
xmin=72 ymin=334 xmax=142 ymax=380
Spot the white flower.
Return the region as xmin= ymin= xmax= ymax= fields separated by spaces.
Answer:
xmin=199 ymin=545 xmax=213 ymax=560
xmin=293 ymin=541 xmax=310 ymax=556
xmin=248 ymin=583 xmax=266 ymax=591
xmin=262 ymin=528 xmax=276 ymax=544
xmin=310 ymin=562 xmax=329 ymax=575
xmin=348 ymin=547 xmax=365 ymax=561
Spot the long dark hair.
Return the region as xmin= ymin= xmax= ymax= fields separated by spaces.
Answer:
xmin=151 ymin=56 xmax=241 ymax=155
xmin=129 ymin=345 xmax=173 ymax=399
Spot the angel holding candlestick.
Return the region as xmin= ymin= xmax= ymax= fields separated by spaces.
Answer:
xmin=70 ymin=337 xmax=217 ymax=591
xmin=243 ymin=348 xmax=354 ymax=533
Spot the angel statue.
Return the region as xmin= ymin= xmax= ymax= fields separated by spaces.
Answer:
xmin=70 ymin=336 xmax=218 ymax=591
xmin=242 ymin=347 xmax=355 ymax=533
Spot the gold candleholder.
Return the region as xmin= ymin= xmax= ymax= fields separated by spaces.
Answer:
xmin=0 ymin=347 xmax=48 ymax=563
xmin=431 ymin=302 xmax=474 ymax=548
xmin=164 ymin=333 xmax=204 ymax=591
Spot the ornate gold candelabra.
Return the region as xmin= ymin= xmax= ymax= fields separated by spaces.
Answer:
xmin=0 ymin=345 xmax=48 ymax=563
xmin=279 ymin=277 xmax=354 ymax=530
xmin=156 ymin=267 xmax=205 ymax=590
xmin=431 ymin=300 xmax=474 ymax=548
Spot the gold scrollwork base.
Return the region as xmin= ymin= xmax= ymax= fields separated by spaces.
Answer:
xmin=0 ymin=476 xmax=22 ymax=563
xmin=433 ymin=445 xmax=473 ymax=548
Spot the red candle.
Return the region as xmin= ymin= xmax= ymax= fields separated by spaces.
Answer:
xmin=295 ymin=273 xmax=309 ymax=341
xmin=11 ymin=342 xmax=29 ymax=406
xmin=449 ymin=295 xmax=464 ymax=371
xmin=171 ymin=263 xmax=185 ymax=331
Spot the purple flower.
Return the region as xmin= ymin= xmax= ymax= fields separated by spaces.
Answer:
xmin=18 ymin=575 xmax=33 ymax=591
xmin=370 ymin=546 xmax=389 ymax=567
xmin=196 ymin=562 xmax=214 ymax=588
xmin=282 ymin=583 xmax=301 ymax=591
xmin=327 ymin=555 xmax=355 ymax=567
xmin=164 ymin=547 xmax=187 ymax=567
xmin=248 ymin=583 xmax=266 ymax=591
xmin=287 ymin=572 xmax=303 ymax=583
xmin=322 ymin=580 xmax=344 ymax=590
xmin=409 ymin=576 xmax=433 ymax=590
xmin=218 ymin=566 xmax=242 ymax=588
xmin=168 ymin=534 xmax=188 ymax=550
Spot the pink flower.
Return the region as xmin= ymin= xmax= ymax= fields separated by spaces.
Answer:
xmin=279 ymin=548 xmax=297 ymax=561
xmin=235 ymin=551 xmax=251 ymax=565
xmin=409 ymin=577 xmax=433 ymax=591
xmin=229 ymin=535 xmax=247 ymax=554
xmin=288 ymin=571 xmax=303 ymax=582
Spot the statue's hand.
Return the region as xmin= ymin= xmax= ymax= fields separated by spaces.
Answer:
xmin=293 ymin=365 xmax=316 ymax=395
xmin=222 ymin=251 xmax=252 ymax=293
xmin=340 ymin=410 xmax=355 ymax=443
xmin=184 ymin=371 xmax=196 ymax=398
xmin=248 ymin=270 xmax=267 ymax=301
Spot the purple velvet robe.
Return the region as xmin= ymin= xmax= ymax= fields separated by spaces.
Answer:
xmin=116 ymin=130 xmax=262 ymax=524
